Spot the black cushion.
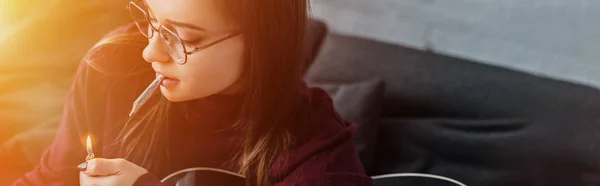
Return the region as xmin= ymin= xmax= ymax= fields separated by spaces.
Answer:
xmin=307 ymin=32 xmax=600 ymax=185
xmin=307 ymin=79 xmax=384 ymax=174
xmin=307 ymin=33 xmax=600 ymax=119
xmin=375 ymin=118 xmax=529 ymax=186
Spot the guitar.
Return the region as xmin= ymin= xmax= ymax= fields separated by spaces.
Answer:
xmin=161 ymin=167 xmax=245 ymax=186
xmin=160 ymin=167 xmax=467 ymax=186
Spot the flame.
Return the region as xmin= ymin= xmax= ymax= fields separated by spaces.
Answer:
xmin=86 ymin=135 xmax=92 ymax=153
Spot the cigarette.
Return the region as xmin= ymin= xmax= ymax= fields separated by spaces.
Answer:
xmin=129 ymin=75 xmax=164 ymax=117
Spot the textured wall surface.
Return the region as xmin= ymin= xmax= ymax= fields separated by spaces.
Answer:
xmin=311 ymin=0 xmax=600 ymax=88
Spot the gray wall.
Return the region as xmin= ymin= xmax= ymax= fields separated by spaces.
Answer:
xmin=311 ymin=0 xmax=600 ymax=88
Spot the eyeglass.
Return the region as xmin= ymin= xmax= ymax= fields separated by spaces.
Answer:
xmin=127 ymin=1 xmax=241 ymax=65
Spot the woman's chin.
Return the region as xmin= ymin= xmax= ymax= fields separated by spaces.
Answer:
xmin=160 ymin=86 xmax=187 ymax=102
xmin=160 ymin=85 xmax=215 ymax=102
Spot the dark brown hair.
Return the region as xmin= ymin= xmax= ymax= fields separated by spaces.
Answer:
xmin=111 ymin=1 xmax=308 ymax=185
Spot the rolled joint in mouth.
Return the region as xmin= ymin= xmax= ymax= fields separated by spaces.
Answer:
xmin=129 ymin=75 xmax=165 ymax=116
xmin=156 ymin=73 xmax=179 ymax=80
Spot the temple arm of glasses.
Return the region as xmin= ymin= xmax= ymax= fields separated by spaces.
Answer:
xmin=185 ymin=32 xmax=242 ymax=54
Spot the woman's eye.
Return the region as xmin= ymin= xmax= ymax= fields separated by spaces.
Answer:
xmin=182 ymin=39 xmax=203 ymax=46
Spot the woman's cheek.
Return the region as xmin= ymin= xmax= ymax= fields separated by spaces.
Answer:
xmin=172 ymin=37 xmax=244 ymax=100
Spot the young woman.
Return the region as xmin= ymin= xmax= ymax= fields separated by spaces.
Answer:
xmin=13 ymin=0 xmax=370 ymax=185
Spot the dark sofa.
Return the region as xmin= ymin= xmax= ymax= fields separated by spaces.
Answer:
xmin=305 ymin=25 xmax=600 ymax=186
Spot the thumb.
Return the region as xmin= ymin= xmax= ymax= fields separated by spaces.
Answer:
xmin=83 ymin=158 xmax=122 ymax=176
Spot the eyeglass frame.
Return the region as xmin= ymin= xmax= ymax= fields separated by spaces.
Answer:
xmin=127 ymin=1 xmax=241 ymax=65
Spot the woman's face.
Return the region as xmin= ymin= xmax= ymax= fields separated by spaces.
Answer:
xmin=142 ymin=0 xmax=244 ymax=102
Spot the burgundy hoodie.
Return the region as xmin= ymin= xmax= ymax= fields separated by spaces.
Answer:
xmin=12 ymin=23 xmax=371 ymax=186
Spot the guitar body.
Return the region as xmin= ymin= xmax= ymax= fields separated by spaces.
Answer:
xmin=161 ymin=167 xmax=246 ymax=186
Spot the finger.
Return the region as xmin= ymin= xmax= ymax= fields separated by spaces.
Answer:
xmin=80 ymin=171 xmax=116 ymax=186
xmin=80 ymin=171 xmax=95 ymax=186
xmin=83 ymin=158 xmax=123 ymax=176
xmin=79 ymin=172 xmax=86 ymax=186
xmin=78 ymin=162 xmax=87 ymax=171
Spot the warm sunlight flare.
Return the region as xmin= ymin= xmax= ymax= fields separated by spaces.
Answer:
xmin=0 ymin=0 xmax=22 ymax=26
xmin=0 ymin=0 xmax=55 ymax=52
xmin=0 ymin=0 xmax=12 ymax=41
xmin=0 ymin=0 xmax=30 ymax=54
xmin=0 ymin=1 xmax=9 ymax=26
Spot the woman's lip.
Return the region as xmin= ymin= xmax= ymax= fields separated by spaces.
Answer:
xmin=155 ymin=72 xmax=179 ymax=81
xmin=155 ymin=73 xmax=181 ymax=87
xmin=161 ymin=77 xmax=180 ymax=87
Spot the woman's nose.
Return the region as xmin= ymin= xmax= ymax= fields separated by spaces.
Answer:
xmin=142 ymin=34 xmax=171 ymax=63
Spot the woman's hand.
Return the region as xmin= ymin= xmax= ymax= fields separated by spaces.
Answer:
xmin=79 ymin=158 xmax=148 ymax=186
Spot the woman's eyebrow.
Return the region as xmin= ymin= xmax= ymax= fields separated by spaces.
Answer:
xmin=144 ymin=2 xmax=206 ymax=32
xmin=165 ymin=19 xmax=207 ymax=32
